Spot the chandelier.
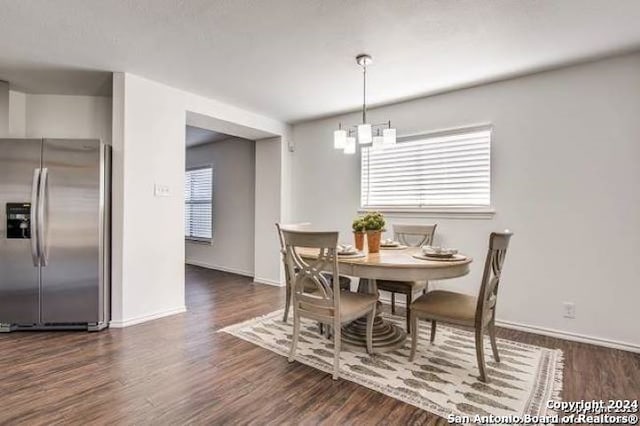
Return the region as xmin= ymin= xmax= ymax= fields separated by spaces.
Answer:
xmin=333 ymin=54 xmax=397 ymax=154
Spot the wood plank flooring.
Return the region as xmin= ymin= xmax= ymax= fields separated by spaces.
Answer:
xmin=0 ymin=265 xmax=638 ymax=425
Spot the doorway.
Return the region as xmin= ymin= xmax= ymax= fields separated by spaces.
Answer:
xmin=184 ymin=126 xmax=256 ymax=278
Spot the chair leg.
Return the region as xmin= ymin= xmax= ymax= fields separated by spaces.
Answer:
xmin=489 ymin=322 xmax=500 ymax=362
xmin=391 ymin=292 xmax=396 ymax=314
xmin=283 ymin=282 xmax=291 ymax=322
xmin=409 ymin=313 xmax=418 ymax=361
xmin=366 ymin=305 xmax=375 ymax=354
xmin=289 ymin=311 xmax=300 ymax=363
xmin=406 ymin=290 xmax=413 ymax=334
xmin=318 ymin=323 xmax=324 ymax=336
xmin=475 ymin=326 xmax=488 ymax=382
xmin=430 ymin=320 xmax=437 ymax=343
xmin=423 ymin=280 xmax=429 ymax=295
xmin=332 ymin=318 xmax=341 ymax=380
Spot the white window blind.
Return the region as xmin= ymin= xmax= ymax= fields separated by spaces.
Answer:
xmin=185 ymin=167 xmax=213 ymax=241
xmin=361 ymin=128 xmax=491 ymax=209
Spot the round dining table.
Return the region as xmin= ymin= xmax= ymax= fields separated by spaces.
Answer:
xmin=300 ymin=246 xmax=472 ymax=353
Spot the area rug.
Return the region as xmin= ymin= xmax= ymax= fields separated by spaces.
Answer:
xmin=219 ymin=310 xmax=563 ymax=422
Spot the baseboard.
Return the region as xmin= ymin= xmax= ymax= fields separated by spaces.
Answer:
xmin=496 ymin=319 xmax=640 ymax=354
xmin=110 ymin=305 xmax=187 ymax=328
xmin=186 ymin=259 xmax=254 ymax=278
xmin=253 ymin=276 xmax=284 ymax=287
xmin=185 ymin=259 xmax=282 ymax=287
xmin=378 ymin=292 xmax=639 ymax=353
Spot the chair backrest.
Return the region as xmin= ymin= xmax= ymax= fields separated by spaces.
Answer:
xmin=276 ymin=222 xmax=312 ymax=252
xmin=281 ymin=229 xmax=340 ymax=324
xmin=393 ymin=224 xmax=437 ymax=247
xmin=275 ymin=222 xmax=311 ymax=285
xmin=475 ymin=231 xmax=513 ymax=325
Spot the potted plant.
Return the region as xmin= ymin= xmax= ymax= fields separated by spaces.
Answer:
xmin=352 ymin=217 xmax=366 ymax=251
xmin=362 ymin=211 xmax=385 ymax=253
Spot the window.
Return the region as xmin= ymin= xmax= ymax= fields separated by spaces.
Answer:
xmin=185 ymin=166 xmax=213 ymax=242
xmin=361 ymin=126 xmax=491 ymax=211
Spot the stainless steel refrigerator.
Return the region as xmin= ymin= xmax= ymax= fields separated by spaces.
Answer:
xmin=0 ymin=139 xmax=110 ymax=331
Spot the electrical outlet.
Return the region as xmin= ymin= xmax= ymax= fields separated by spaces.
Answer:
xmin=563 ymin=302 xmax=576 ymax=319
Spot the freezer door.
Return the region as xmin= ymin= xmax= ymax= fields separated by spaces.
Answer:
xmin=40 ymin=139 xmax=101 ymax=323
xmin=0 ymin=139 xmax=42 ymax=324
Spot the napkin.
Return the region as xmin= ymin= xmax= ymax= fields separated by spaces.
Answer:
xmin=422 ymin=245 xmax=458 ymax=255
xmin=338 ymin=244 xmax=355 ymax=254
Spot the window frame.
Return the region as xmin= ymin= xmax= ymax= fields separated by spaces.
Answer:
xmin=184 ymin=165 xmax=214 ymax=243
xmin=359 ymin=124 xmax=495 ymax=219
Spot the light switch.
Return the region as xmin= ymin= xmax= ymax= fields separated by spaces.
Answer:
xmin=154 ymin=183 xmax=170 ymax=197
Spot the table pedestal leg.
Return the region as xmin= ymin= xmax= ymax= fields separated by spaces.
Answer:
xmin=341 ymin=279 xmax=407 ymax=353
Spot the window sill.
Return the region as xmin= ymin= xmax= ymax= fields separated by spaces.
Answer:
xmin=358 ymin=207 xmax=496 ymax=220
xmin=185 ymin=238 xmax=213 ymax=245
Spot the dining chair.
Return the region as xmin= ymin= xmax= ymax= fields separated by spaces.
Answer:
xmin=282 ymin=228 xmax=377 ymax=380
xmin=376 ymin=224 xmax=437 ymax=333
xmin=408 ymin=231 xmax=513 ymax=383
xmin=276 ymin=223 xmax=351 ymax=323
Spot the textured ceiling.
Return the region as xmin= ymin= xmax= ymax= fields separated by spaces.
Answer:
xmin=1 ymin=0 xmax=639 ymax=122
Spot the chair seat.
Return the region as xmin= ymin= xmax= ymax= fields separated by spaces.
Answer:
xmin=339 ymin=291 xmax=378 ymax=323
xmin=411 ymin=290 xmax=478 ymax=324
xmin=377 ymin=279 xmax=426 ymax=293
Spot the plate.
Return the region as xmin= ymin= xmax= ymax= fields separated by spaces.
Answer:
xmin=413 ymin=253 xmax=467 ymax=262
xmin=338 ymin=252 xmax=366 ymax=259
xmin=420 ymin=251 xmax=454 ymax=258
xmin=380 ymin=244 xmax=408 ymax=250
xmin=380 ymin=241 xmax=400 ymax=247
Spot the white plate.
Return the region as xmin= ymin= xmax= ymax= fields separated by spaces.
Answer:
xmin=380 ymin=244 xmax=408 ymax=250
xmin=338 ymin=252 xmax=366 ymax=258
xmin=380 ymin=240 xmax=400 ymax=247
xmin=413 ymin=253 xmax=467 ymax=262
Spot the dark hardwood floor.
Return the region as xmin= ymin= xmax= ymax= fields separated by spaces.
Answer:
xmin=0 ymin=265 xmax=638 ymax=425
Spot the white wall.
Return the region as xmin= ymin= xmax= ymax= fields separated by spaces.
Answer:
xmin=8 ymin=90 xmax=26 ymax=137
xmin=290 ymin=52 xmax=640 ymax=351
xmin=185 ymin=138 xmax=256 ymax=276
xmin=4 ymin=91 xmax=111 ymax=142
xmin=254 ymin=137 xmax=283 ymax=286
xmin=111 ymin=72 xmax=290 ymax=327
xmin=0 ymin=81 xmax=8 ymax=136
xmin=24 ymin=94 xmax=112 ymax=142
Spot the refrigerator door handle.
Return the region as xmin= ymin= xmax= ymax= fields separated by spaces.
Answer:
xmin=37 ymin=168 xmax=49 ymax=267
xmin=30 ymin=168 xmax=41 ymax=267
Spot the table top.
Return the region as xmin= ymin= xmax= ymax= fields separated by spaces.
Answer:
xmin=298 ymin=246 xmax=472 ymax=269
xmin=297 ymin=246 xmax=472 ymax=281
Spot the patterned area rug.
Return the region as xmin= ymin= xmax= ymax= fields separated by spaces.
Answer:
xmin=220 ymin=310 xmax=563 ymax=421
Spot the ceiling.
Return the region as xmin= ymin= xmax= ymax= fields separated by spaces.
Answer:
xmin=185 ymin=126 xmax=233 ymax=148
xmin=1 ymin=1 xmax=639 ymax=123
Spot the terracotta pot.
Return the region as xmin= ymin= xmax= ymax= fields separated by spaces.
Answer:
xmin=366 ymin=230 xmax=382 ymax=253
xmin=353 ymin=231 xmax=365 ymax=251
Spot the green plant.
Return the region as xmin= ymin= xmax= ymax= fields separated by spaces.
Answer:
xmin=352 ymin=217 xmax=366 ymax=233
xmin=362 ymin=211 xmax=385 ymax=231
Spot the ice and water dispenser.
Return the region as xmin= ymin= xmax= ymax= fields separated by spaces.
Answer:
xmin=6 ymin=203 xmax=31 ymax=239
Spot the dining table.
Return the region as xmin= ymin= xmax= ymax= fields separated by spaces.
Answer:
xmin=299 ymin=246 xmax=473 ymax=354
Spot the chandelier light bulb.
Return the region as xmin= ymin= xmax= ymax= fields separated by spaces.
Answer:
xmin=383 ymin=128 xmax=397 ymax=145
xmin=372 ymin=131 xmax=384 ymax=149
xmin=344 ymin=136 xmax=356 ymax=154
xmin=357 ymin=124 xmax=373 ymax=145
xmin=333 ymin=129 xmax=347 ymax=149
